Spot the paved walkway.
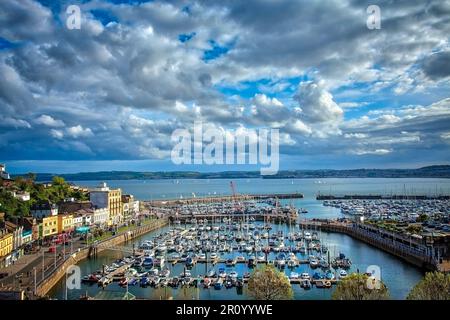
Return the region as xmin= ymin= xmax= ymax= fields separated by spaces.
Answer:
xmin=438 ymin=260 xmax=450 ymax=272
xmin=1 ymin=251 xmax=41 ymax=278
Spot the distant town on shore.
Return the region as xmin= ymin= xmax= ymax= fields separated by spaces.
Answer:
xmin=13 ymin=165 xmax=450 ymax=181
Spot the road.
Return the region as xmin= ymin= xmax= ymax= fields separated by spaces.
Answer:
xmin=0 ymin=237 xmax=87 ymax=295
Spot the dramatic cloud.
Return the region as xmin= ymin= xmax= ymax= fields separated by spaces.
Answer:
xmin=0 ymin=0 xmax=449 ymax=170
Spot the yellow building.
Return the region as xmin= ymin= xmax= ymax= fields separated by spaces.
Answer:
xmin=90 ymin=183 xmax=123 ymax=226
xmin=42 ymin=215 xmax=58 ymax=238
xmin=108 ymin=189 xmax=122 ymax=225
xmin=0 ymin=230 xmax=13 ymax=267
xmin=57 ymin=214 xmax=74 ymax=233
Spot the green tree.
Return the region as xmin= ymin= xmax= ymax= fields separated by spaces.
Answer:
xmin=332 ymin=273 xmax=390 ymax=300
xmin=247 ymin=264 xmax=293 ymax=300
xmin=52 ymin=176 xmax=66 ymax=186
xmin=416 ymin=214 xmax=428 ymax=223
xmin=406 ymin=224 xmax=422 ymax=234
xmin=407 ymin=272 xmax=450 ymax=300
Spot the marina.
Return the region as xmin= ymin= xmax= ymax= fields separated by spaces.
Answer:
xmin=49 ymin=220 xmax=423 ymax=300
xmin=45 ymin=178 xmax=450 ymax=300
xmin=81 ymin=221 xmax=347 ymax=292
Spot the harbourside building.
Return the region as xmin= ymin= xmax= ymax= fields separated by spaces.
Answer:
xmin=20 ymin=217 xmax=39 ymax=242
xmin=4 ymin=221 xmax=24 ymax=262
xmin=58 ymin=200 xmax=109 ymax=228
xmin=122 ymin=194 xmax=140 ymax=220
xmin=90 ymin=182 xmax=123 ymax=226
xmin=21 ymin=229 xmax=33 ymax=246
xmin=0 ymin=228 xmax=13 ymax=268
xmin=39 ymin=215 xmax=58 ymax=240
xmin=0 ymin=164 xmax=10 ymax=180
xmin=57 ymin=214 xmax=74 ymax=234
xmin=92 ymin=207 xmax=109 ymax=227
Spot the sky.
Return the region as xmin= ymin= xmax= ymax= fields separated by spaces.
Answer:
xmin=0 ymin=0 xmax=450 ymax=174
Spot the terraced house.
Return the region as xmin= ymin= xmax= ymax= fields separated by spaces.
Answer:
xmin=0 ymin=228 xmax=13 ymax=268
xmin=57 ymin=214 xmax=74 ymax=234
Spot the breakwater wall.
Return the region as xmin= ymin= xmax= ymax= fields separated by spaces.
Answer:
xmin=317 ymin=194 xmax=450 ymax=200
xmin=147 ymin=192 xmax=304 ymax=206
xmin=299 ymin=220 xmax=446 ymax=271
xmin=36 ymin=218 xmax=168 ymax=297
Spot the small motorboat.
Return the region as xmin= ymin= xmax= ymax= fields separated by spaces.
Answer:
xmin=207 ymin=269 xmax=216 ymax=278
xmin=289 ymin=272 xmax=299 ymax=280
xmin=161 ymin=268 xmax=170 ymax=278
xmin=309 ymin=258 xmax=319 ymax=268
xmin=229 ymin=271 xmax=238 ymax=279
xmin=159 ymin=277 xmax=169 ymax=287
xmin=128 ymin=278 xmax=139 ymax=286
xmin=339 ymin=270 xmax=348 ymax=279
xmin=312 ymin=272 xmax=324 ymax=280
xmin=218 ymin=268 xmax=227 ymax=278
xmin=97 ymin=277 xmax=112 ymax=287
xmin=325 ymin=270 xmax=335 ymax=280
xmin=203 ymin=277 xmax=212 ymax=288
xmin=81 ymin=274 xmax=100 ymax=284
xmin=210 ymin=252 xmax=218 ymax=260
xmin=301 ymin=279 xmax=312 ymax=289
xmin=140 ymin=277 xmax=150 ymax=287
xmin=301 ymin=272 xmax=310 ymax=280
xmin=214 ymin=280 xmax=223 ymax=290
xmin=287 ymin=259 xmax=297 ymax=268
xmin=118 ymin=277 xmax=128 ymax=287
xmin=226 ymin=258 xmax=235 ymax=267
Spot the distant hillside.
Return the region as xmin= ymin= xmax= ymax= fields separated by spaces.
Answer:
xmin=12 ymin=165 xmax=450 ymax=182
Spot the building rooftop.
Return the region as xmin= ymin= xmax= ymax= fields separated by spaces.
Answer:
xmin=58 ymin=201 xmax=93 ymax=214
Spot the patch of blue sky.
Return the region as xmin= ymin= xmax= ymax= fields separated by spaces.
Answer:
xmin=90 ymin=9 xmax=118 ymax=25
xmin=102 ymin=0 xmax=153 ymax=4
xmin=179 ymin=32 xmax=196 ymax=43
xmin=216 ymin=75 xmax=308 ymax=101
xmin=203 ymin=40 xmax=233 ymax=62
xmin=0 ymin=37 xmax=19 ymax=51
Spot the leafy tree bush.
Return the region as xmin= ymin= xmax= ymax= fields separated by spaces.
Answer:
xmin=247 ymin=264 xmax=293 ymax=300
xmin=407 ymin=272 xmax=450 ymax=300
xmin=332 ymin=273 xmax=390 ymax=300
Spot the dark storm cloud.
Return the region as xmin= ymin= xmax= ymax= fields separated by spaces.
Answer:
xmin=422 ymin=51 xmax=450 ymax=80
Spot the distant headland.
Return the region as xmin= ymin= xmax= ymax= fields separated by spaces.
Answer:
xmin=11 ymin=165 xmax=450 ymax=181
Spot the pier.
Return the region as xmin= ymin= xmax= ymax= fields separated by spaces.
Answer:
xmin=169 ymin=213 xmax=298 ymax=224
xmin=316 ymin=194 xmax=450 ymax=200
xmin=299 ymin=220 xmax=450 ymax=272
xmin=147 ymin=192 xmax=303 ymax=206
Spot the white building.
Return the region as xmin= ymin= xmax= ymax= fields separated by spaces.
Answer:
xmin=90 ymin=182 xmax=122 ymax=225
xmin=13 ymin=191 xmax=30 ymax=201
xmin=82 ymin=212 xmax=93 ymax=226
xmin=93 ymin=207 xmax=109 ymax=226
xmin=122 ymin=194 xmax=140 ymax=220
xmin=21 ymin=230 xmax=33 ymax=245
xmin=72 ymin=215 xmax=83 ymax=228
xmin=0 ymin=164 xmax=10 ymax=180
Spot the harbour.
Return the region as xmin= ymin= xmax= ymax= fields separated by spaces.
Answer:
xmin=44 ymin=178 xmax=450 ymax=300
